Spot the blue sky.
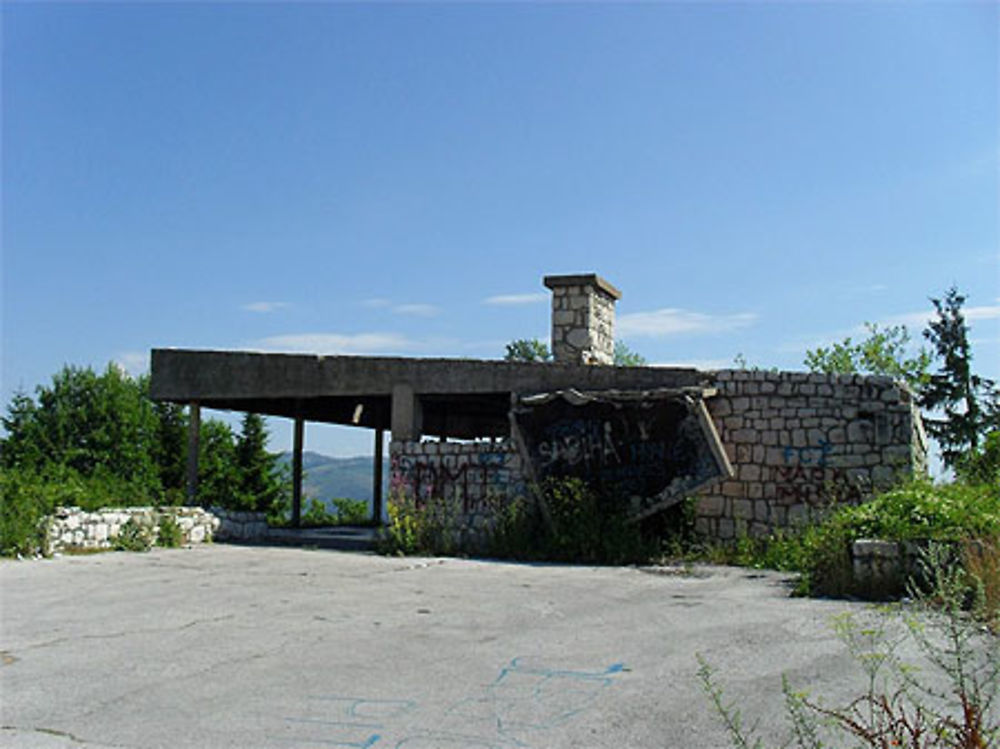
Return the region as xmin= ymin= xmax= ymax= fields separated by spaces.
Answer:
xmin=3 ymin=2 xmax=998 ymax=458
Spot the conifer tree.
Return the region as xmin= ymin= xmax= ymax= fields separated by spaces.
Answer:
xmin=920 ymin=286 xmax=1000 ymax=468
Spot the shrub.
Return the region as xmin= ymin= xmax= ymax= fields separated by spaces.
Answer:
xmin=156 ymin=515 xmax=184 ymax=548
xmin=331 ymin=497 xmax=369 ymax=525
xmin=788 ymin=479 xmax=1000 ymax=597
xmin=0 ymin=468 xmax=55 ymax=556
xmin=378 ymin=491 xmax=460 ymax=556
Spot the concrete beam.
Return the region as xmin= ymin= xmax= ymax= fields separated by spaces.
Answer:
xmin=150 ymin=349 xmax=706 ymax=404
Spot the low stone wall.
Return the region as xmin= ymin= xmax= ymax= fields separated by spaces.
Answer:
xmin=46 ymin=506 xmax=220 ymax=553
xmin=389 ymin=439 xmax=527 ymax=546
xmin=696 ymin=370 xmax=927 ymax=539
xmin=210 ymin=508 xmax=270 ymax=541
xmin=850 ymin=538 xmax=931 ymax=598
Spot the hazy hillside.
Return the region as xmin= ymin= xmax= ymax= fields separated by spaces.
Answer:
xmin=276 ymin=452 xmax=388 ymax=512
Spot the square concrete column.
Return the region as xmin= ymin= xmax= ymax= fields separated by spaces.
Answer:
xmin=186 ymin=402 xmax=200 ymax=504
xmin=391 ymin=383 xmax=423 ymax=442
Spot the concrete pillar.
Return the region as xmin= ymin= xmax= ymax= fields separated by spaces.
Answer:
xmin=291 ymin=416 xmax=304 ymax=528
xmin=373 ymin=428 xmax=385 ymax=525
xmin=543 ymin=273 xmax=621 ymax=365
xmin=391 ymin=383 xmax=423 ymax=442
xmin=186 ymin=402 xmax=200 ymax=504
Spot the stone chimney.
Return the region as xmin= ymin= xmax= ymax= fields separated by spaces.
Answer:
xmin=543 ymin=273 xmax=621 ymax=365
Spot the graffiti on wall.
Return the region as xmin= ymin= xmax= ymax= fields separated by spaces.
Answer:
xmin=774 ymin=439 xmax=861 ymax=505
xmin=390 ymin=449 xmax=523 ymax=512
xmin=513 ymin=391 xmax=728 ymax=516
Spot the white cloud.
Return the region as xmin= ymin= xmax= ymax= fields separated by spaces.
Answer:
xmin=254 ymin=332 xmax=421 ymax=355
xmin=617 ymin=308 xmax=758 ymax=338
xmin=882 ymin=304 xmax=1000 ymax=330
xmin=114 ymin=351 xmax=149 ymax=376
xmin=482 ymin=292 xmax=549 ymax=306
xmin=242 ymin=301 xmax=288 ymax=313
xmin=650 ymin=358 xmax=733 ymax=370
xmin=362 ymin=298 xmax=391 ymax=308
xmin=392 ymin=303 xmax=439 ymax=317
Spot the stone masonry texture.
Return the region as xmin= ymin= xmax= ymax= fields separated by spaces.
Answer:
xmin=388 ymin=370 xmax=926 ymax=546
xmin=695 ymin=370 xmax=926 ymax=539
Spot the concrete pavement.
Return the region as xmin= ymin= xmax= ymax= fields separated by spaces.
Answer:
xmin=1 ymin=545 xmax=911 ymax=748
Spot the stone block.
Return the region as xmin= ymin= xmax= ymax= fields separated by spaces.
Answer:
xmin=711 ymin=399 xmax=733 ymax=417
xmin=721 ymin=481 xmax=745 ymax=498
xmin=732 ymin=499 xmax=754 ymax=519
xmin=697 ymin=495 xmax=725 ymax=517
xmin=739 ymin=464 xmax=761 ymax=481
xmin=731 ymin=428 xmax=759 ymax=444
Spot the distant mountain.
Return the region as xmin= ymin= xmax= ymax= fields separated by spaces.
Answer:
xmin=276 ymin=451 xmax=389 ymax=513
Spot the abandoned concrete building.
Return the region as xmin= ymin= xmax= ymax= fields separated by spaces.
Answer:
xmin=150 ymin=273 xmax=928 ymax=543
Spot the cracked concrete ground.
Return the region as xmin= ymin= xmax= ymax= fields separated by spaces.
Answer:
xmin=0 ymin=545 xmax=926 ymax=748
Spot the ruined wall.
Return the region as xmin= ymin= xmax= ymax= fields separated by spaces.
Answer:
xmin=695 ymin=370 xmax=927 ymax=539
xmin=389 ymin=440 xmax=527 ymax=542
xmin=46 ymin=506 xmax=220 ymax=552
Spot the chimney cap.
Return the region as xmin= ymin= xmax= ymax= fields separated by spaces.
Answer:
xmin=542 ymin=273 xmax=622 ymax=300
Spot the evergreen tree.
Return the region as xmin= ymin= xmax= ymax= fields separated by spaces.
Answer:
xmin=152 ymin=399 xmax=188 ymax=497
xmin=235 ymin=413 xmax=286 ymax=513
xmin=919 ymin=286 xmax=1000 ymax=468
xmin=197 ymin=420 xmax=239 ymax=509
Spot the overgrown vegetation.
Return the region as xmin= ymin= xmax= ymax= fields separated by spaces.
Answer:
xmin=0 ymin=363 xmax=290 ymax=556
xmin=379 ymin=477 xmax=655 ymax=564
xmin=156 ymin=515 xmax=184 ymax=548
xmin=699 ymin=542 xmax=1000 ymax=748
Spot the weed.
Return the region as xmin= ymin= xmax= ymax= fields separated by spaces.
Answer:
xmin=156 ymin=514 xmax=184 ymax=548
xmin=113 ymin=517 xmax=154 ymax=552
xmin=699 ymin=542 xmax=1000 ymax=748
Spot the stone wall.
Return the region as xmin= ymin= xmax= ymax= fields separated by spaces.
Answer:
xmin=389 ymin=439 xmax=527 ymax=544
xmin=695 ymin=370 xmax=926 ymax=539
xmin=211 ymin=508 xmax=270 ymax=541
xmin=46 ymin=506 xmax=220 ymax=553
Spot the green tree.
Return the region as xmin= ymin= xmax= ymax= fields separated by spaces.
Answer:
xmin=151 ymin=399 xmax=188 ymax=497
xmin=197 ymin=419 xmax=239 ymax=509
xmin=504 ymin=338 xmax=552 ymax=362
xmin=920 ymin=286 xmax=1000 ymax=468
xmin=234 ymin=413 xmax=287 ymax=514
xmin=504 ymin=338 xmax=647 ymax=366
xmin=0 ymin=364 xmax=160 ymax=492
xmin=804 ymin=322 xmax=931 ymax=390
xmin=614 ymin=341 xmax=647 ymax=366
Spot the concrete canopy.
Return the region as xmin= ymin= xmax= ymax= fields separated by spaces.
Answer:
xmin=149 ymin=348 xmax=708 ymax=439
